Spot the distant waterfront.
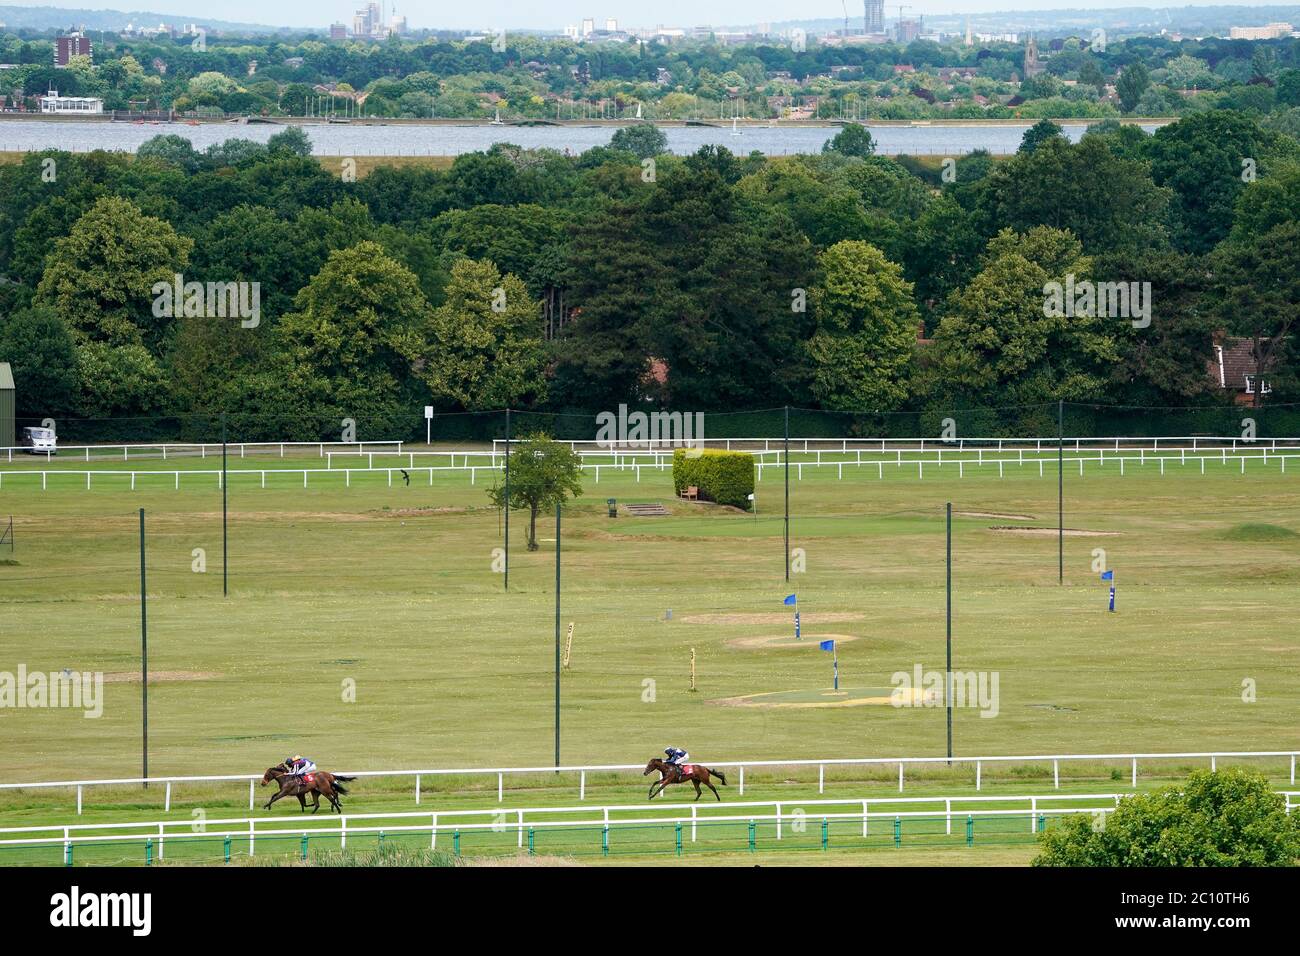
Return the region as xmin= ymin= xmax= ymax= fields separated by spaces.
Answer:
xmin=0 ymin=118 xmax=1169 ymax=157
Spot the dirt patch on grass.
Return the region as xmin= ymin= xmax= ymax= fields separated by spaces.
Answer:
xmin=725 ymin=633 xmax=860 ymax=650
xmin=683 ymin=612 xmax=864 ymax=626
xmin=990 ymin=527 xmax=1120 ymax=537
xmin=957 ymin=511 xmax=1035 ymax=520
xmin=101 ymin=670 xmax=219 ymax=683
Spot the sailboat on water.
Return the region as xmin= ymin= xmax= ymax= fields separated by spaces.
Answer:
xmin=731 ymin=115 xmax=740 ymax=136
xmin=490 ymin=107 xmax=504 ymax=126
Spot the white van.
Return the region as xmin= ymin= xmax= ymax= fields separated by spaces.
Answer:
xmin=21 ymin=426 xmax=56 ymax=455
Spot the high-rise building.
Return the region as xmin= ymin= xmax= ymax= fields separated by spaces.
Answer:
xmin=353 ymin=3 xmax=382 ymax=38
xmin=329 ymin=23 xmax=348 ymax=39
xmin=55 ymin=31 xmax=92 ymax=67
xmin=581 ymin=18 xmax=595 ymax=37
xmin=605 ymin=18 xmax=618 ymax=32
xmin=864 ymin=0 xmax=884 ymax=35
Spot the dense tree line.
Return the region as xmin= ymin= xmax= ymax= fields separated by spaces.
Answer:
xmin=3 ymin=30 xmax=1300 ymax=124
xmin=0 ymin=110 xmax=1296 ymax=439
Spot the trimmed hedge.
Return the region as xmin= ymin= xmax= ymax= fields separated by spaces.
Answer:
xmin=672 ymin=449 xmax=755 ymax=509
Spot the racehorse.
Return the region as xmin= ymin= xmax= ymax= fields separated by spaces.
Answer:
xmin=643 ymin=757 xmax=728 ymax=801
xmin=260 ymin=764 xmax=355 ymax=813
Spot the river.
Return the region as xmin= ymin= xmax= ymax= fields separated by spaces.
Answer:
xmin=0 ymin=119 xmax=1167 ymax=157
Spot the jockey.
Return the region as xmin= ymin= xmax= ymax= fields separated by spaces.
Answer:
xmin=284 ymin=754 xmax=317 ymax=777
xmin=664 ymin=747 xmax=689 ymax=772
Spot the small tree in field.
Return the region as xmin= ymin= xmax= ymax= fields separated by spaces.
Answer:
xmin=1034 ymin=769 xmax=1300 ymax=866
xmin=487 ymin=433 xmax=584 ymax=551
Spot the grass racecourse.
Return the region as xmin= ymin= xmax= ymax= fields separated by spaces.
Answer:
xmin=1 ymin=443 xmax=1298 ymax=865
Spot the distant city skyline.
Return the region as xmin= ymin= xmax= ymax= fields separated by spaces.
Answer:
xmin=9 ymin=0 xmax=1298 ymax=32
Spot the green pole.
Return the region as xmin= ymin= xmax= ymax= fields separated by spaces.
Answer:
xmin=784 ymin=406 xmax=790 ymax=580
xmin=966 ymin=815 xmax=973 ymax=847
xmin=503 ymin=409 xmax=510 ymax=591
xmin=139 ymin=508 xmax=148 ymax=787
xmin=224 ymin=835 xmax=231 ymax=863
xmin=554 ymin=502 xmax=561 ymax=768
xmin=221 ymin=414 xmax=228 ymax=597
xmin=1058 ymin=400 xmax=1064 ymax=585
xmin=946 ymin=502 xmax=953 ymax=766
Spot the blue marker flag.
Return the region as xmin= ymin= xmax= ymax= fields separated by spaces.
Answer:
xmin=783 ymin=594 xmax=797 ymax=605
xmin=1100 ymin=570 xmax=1114 ymax=581
xmin=819 ymin=640 xmax=835 ymax=652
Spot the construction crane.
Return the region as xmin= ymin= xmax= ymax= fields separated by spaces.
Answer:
xmin=841 ymin=0 xmax=850 ymax=38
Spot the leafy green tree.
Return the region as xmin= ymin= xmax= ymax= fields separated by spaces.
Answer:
xmin=924 ymin=227 xmax=1118 ymax=408
xmin=807 ymin=240 xmax=919 ymax=412
xmin=1144 ymin=110 xmax=1299 ymax=253
xmin=267 ymin=126 xmax=313 ymax=157
xmin=487 ymin=432 xmax=584 ymax=550
xmin=822 ymin=124 xmax=875 ymax=157
xmin=136 ymin=134 xmax=204 ymax=173
xmin=1209 ymin=220 xmax=1300 ymax=405
xmin=1116 ymin=61 xmax=1150 ymax=113
xmin=74 ymin=341 xmax=167 ymax=419
xmin=413 ymin=258 xmax=547 ymax=410
xmin=0 ymin=305 xmax=80 ymax=418
xmin=1018 ymin=118 xmax=1063 ymax=154
xmin=276 ymin=241 xmax=426 ymax=434
xmin=609 ymin=122 xmax=668 ymax=159
xmin=35 ymin=195 xmax=192 ymax=351
xmin=976 ymin=136 xmax=1172 ymax=255
xmin=1035 ymin=769 xmax=1300 ymax=866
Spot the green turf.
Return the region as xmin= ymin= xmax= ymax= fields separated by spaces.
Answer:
xmin=1 ymin=445 xmax=1298 ymax=863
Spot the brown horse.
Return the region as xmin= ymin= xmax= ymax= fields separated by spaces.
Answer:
xmin=643 ymin=757 xmax=728 ymax=801
xmin=261 ymin=764 xmax=355 ymax=813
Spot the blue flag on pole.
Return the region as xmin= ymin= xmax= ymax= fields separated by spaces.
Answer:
xmin=819 ymin=640 xmax=835 ymax=651
xmin=783 ymin=594 xmax=797 ymax=605
xmin=1100 ymin=570 xmax=1114 ymax=581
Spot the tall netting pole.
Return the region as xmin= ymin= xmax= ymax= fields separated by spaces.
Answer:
xmin=784 ymin=405 xmax=790 ymax=581
xmin=504 ymin=409 xmax=510 ymax=592
xmin=554 ymin=501 xmax=562 ymax=768
xmin=946 ymin=501 xmax=953 ymax=765
xmin=1058 ymin=400 xmax=1064 ymax=585
xmin=222 ymin=414 xmax=228 ymax=597
xmin=139 ymin=508 xmax=149 ymax=787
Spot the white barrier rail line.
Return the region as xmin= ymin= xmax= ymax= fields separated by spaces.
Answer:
xmin=497 ymin=436 xmax=1300 ymax=454
xmin=3 ymin=450 xmax=1297 ymax=492
xmin=4 ymin=750 xmax=1297 ymax=814
xmin=0 ymin=441 xmax=402 ymax=463
xmin=10 ymin=792 xmax=1300 ymax=856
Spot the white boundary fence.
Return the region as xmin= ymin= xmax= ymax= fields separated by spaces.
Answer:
xmin=497 ymin=435 xmax=1300 ymax=454
xmin=3 ymin=750 xmax=1296 ymax=816
xmin=1 ymin=440 xmax=402 ymax=463
xmin=4 ymin=442 xmax=1299 ymax=491
xmin=4 ymin=790 xmax=1299 ymax=862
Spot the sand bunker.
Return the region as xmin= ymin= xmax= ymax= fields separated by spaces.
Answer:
xmin=713 ymin=686 xmax=938 ymax=709
xmin=682 ymin=612 xmax=865 ymax=626
xmin=101 ymin=670 xmax=219 ymax=683
xmin=990 ymin=526 xmax=1120 ymax=537
xmin=725 ymin=633 xmax=860 ymax=650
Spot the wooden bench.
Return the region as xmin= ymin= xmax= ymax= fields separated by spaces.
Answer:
xmin=681 ymin=485 xmax=699 ymax=501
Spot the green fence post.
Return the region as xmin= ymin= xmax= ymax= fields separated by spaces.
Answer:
xmin=893 ymin=817 xmax=901 ymax=848
xmin=966 ymin=815 xmax=973 ymax=847
xmin=748 ymin=820 xmax=756 ymax=852
xmin=224 ymin=835 xmax=231 ymax=863
xmin=145 ymin=838 xmax=153 ymax=866
xmin=601 ymin=826 xmax=608 ymax=857
xmin=675 ymin=822 xmax=682 ymax=856
xmin=65 ymin=843 xmax=72 ymax=867
xmin=528 ymin=828 xmax=534 ymax=856
xmin=453 ymin=830 xmax=461 ymax=857
xmin=379 ymin=831 xmax=385 ymax=847
xmin=300 ymin=834 xmax=308 ymax=861
xmin=821 ymin=818 xmax=828 ymax=850
xmin=1037 ymin=814 xmax=1046 ymax=834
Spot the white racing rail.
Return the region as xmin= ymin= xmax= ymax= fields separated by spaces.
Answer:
xmin=4 ymin=791 xmax=1299 ymax=861
xmin=2 ymin=750 xmax=1297 ymax=816
xmin=1 ymin=440 xmax=402 ymax=463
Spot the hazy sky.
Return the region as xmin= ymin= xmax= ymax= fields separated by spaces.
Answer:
xmin=17 ymin=0 xmax=1288 ymax=31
